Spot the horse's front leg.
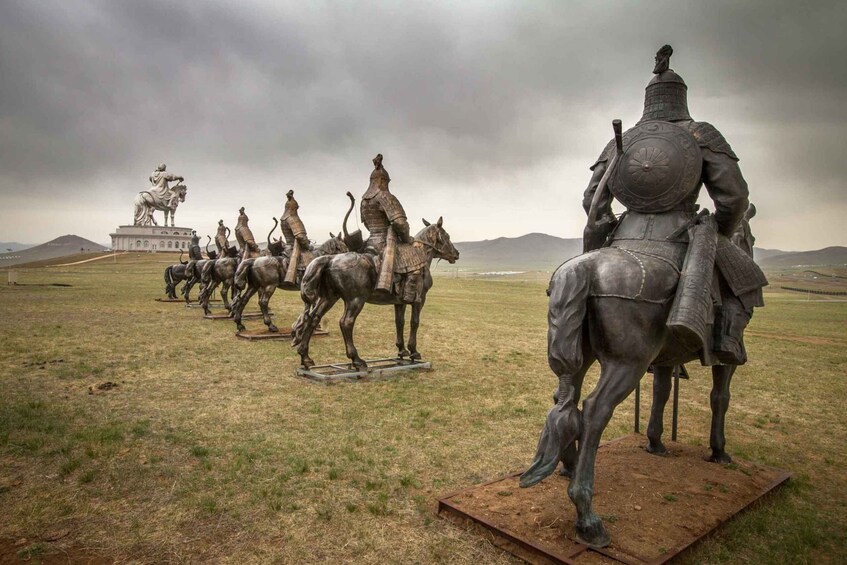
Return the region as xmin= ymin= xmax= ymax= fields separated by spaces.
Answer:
xmin=569 ymin=362 xmax=644 ymax=548
xmin=407 ymin=296 xmax=426 ymax=360
xmin=708 ymin=364 xmax=735 ymax=463
xmin=340 ymin=297 xmax=367 ymax=369
xmin=646 ymin=366 xmax=674 ymax=455
xmin=394 ymin=304 xmax=409 ymax=358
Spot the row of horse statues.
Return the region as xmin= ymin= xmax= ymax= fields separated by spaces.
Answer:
xmin=163 ymin=164 xmax=460 ymax=371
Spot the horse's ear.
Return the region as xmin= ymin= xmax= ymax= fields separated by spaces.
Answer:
xmin=329 ymin=232 xmax=335 ymax=239
xmin=437 ymin=216 xmax=443 ymax=227
xmin=422 ymin=218 xmax=431 ymax=227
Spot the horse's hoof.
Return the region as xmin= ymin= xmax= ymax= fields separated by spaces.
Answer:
xmin=268 ymin=325 xmax=279 ymax=333
xmin=707 ymin=451 xmax=733 ymax=464
xmin=398 ymin=349 xmax=410 ymax=359
xmin=576 ymin=517 xmax=611 ymax=548
xmin=409 ymin=351 xmax=421 ymax=361
xmin=559 ymin=465 xmax=574 ymax=479
xmin=352 ymin=359 xmax=368 ymax=370
xmin=301 ymin=357 xmax=315 ymax=369
xmin=237 ymin=324 xmax=246 ymax=332
xmin=646 ymin=440 xmax=668 ymax=456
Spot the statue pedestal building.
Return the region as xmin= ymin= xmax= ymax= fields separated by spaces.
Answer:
xmin=110 ymin=225 xmax=195 ymax=252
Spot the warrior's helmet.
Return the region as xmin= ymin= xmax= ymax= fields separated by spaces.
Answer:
xmin=369 ymin=154 xmax=391 ymax=191
xmin=641 ymin=45 xmax=692 ymax=123
xmin=156 ymin=163 xmax=167 ymax=171
xmin=283 ymin=190 xmax=299 ymax=219
xmin=190 ymin=230 xmax=200 ymax=246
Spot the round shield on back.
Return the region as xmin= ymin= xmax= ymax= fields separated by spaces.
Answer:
xmin=609 ymin=121 xmax=702 ymax=213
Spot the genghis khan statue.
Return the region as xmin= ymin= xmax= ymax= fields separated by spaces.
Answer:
xmin=360 ymin=154 xmax=427 ymax=303
xmin=280 ymin=190 xmax=315 ymax=287
xmin=583 ymin=45 xmax=765 ymax=365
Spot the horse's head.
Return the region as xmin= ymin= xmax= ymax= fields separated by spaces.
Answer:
xmin=416 ymin=217 xmax=459 ymax=264
xmin=173 ymin=184 xmax=187 ymax=201
xmin=268 ymin=237 xmax=285 ymax=257
xmin=317 ymin=232 xmax=349 ymax=256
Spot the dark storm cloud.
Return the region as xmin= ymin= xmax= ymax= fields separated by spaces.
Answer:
xmin=0 ymin=0 xmax=845 ymax=249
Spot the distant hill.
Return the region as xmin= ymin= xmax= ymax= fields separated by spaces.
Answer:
xmin=753 ymin=247 xmax=787 ymax=263
xmin=758 ymin=246 xmax=847 ymax=269
xmin=0 ymin=242 xmax=34 ymax=253
xmin=452 ymin=234 xmax=845 ymax=272
xmin=0 ymin=235 xmax=107 ymax=267
xmin=454 ymin=233 xmax=582 ymax=271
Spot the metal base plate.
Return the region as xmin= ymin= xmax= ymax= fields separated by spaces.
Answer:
xmin=235 ymin=327 xmax=328 ymax=340
xmin=203 ymin=311 xmax=267 ymax=320
xmin=296 ymin=357 xmax=431 ymax=384
xmin=438 ymin=434 xmax=790 ymax=565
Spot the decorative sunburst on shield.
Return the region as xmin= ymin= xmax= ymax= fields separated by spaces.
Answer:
xmin=628 ymin=146 xmax=670 ymax=185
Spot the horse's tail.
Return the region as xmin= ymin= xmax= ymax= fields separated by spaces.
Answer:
xmin=200 ymin=259 xmax=215 ymax=285
xmin=233 ymin=259 xmax=253 ymax=292
xmin=300 ymin=255 xmax=332 ymax=305
xmin=546 ymin=254 xmax=593 ymax=377
xmin=164 ymin=265 xmax=174 ymax=294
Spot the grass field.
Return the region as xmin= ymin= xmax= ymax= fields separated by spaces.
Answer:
xmin=1 ymin=253 xmax=845 ymax=563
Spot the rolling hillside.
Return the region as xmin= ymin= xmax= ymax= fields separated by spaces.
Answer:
xmin=0 ymin=235 xmax=107 ymax=267
xmin=454 ymin=233 xmax=582 ymax=271
xmin=757 ymin=246 xmax=847 ymax=269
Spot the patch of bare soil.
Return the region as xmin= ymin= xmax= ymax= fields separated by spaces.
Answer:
xmin=440 ymin=434 xmax=789 ymax=564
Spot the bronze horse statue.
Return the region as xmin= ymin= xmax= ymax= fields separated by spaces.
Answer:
xmin=229 ymin=226 xmax=348 ymax=332
xmin=517 ymin=222 xmax=757 ymax=547
xmin=163 ymin=249 xmax=188 ymax=299
xmin=292 ymin=217 xmax=459 ymax=369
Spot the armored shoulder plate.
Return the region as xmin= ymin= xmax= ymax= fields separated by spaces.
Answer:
xmin=687 ymin=121 xmax=738 ymax=160
xmin=608 ymin=121 xmax=702 ymax=213
xmin=374 ymin=191 xmax=407 ymax=222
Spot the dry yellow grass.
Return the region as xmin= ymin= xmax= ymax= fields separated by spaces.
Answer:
xmin=0 ymin=253 xmax=845 ymax=563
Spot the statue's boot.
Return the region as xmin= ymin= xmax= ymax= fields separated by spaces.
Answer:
xmin=520 ymin=402 xmax=581 ymax=488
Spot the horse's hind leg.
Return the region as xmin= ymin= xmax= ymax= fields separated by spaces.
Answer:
xmin=233 ymin=287 xmax=257 ymax=331
xmin=394 ymin=304 xmax=409 ymax=358
xmin=646 ymin=366 xmax=674 ymax=455
xmin=297 ymin=295 xmax=338 ymax=368
xmin=569 ymin=362 xmax=644 ymax=548
xmin=258 ymin=286 xmax=278 ymax=332
xmin=340 ymin=297 xmax=367 ymax=369
xmin=708 ymin=364 xmax=736 ymax=463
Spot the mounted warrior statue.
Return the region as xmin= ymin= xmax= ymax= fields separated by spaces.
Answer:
xmin=134 ymin=164 xmax=187 ymax=227
xmin=280 ymin=190 xmax=316 ymax=289
xmin=519 ymin=46 xmax=767 ymax=548
xmin=235 ymin=207 xmax=261 ymax=260
xmin=214 ymin=220 xmax=231 ymax=258
xmin=360 ymin=154 xmax=427 ymax=303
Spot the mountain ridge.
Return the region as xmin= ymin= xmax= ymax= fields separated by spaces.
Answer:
xmin=0 ymin=235 xmax=107 ymax=267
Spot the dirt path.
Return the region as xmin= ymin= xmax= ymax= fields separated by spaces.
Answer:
xmin=48 ymin=253 xmax=124 ymax=267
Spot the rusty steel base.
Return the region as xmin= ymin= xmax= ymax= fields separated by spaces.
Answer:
xmin=296 ymin=358 xmax=431 ymax=384
xmin=203 ymin=311 xmax=267 ymax=320
xmin=235 ymin=327 xmax=328 ymax=340
xmin=437 ymin=434 xmax=790 ymax=565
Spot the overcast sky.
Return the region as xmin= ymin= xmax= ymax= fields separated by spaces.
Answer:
xmin=1 ymin=0 xmax=845 ymax=250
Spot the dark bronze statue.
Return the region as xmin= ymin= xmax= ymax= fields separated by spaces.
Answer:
xmin=230 ymin=192 xmax=349 ymax=332
xmin=164 ymin=249 xmax=189 ymax=299
xmin=197 ymin=240 xmax=241 ymax=315
xmin=519 ymin=46 xmax=767 ymax=548
xmin=291 ymin=155 xmax=459 ymax=369
xmin=182 ymin=233 xmax=228 ymax=304
xmin=214 ymin=220 xmax=231 ymax=258
xmin=235 ymin=207 xmax=261 ymax=260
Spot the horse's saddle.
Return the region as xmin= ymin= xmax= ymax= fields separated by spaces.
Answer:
xmin=588 ymin=247 xmax=680 ymax=305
